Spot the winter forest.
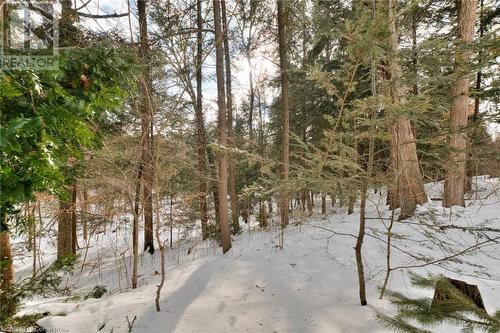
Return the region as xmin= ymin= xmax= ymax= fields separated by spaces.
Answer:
xmin=0 ymin=0 xmax=500 ymax=332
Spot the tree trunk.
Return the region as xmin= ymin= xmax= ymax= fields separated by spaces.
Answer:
xmin=321 ymin=196 xmax=326 ymax=214
xmin=277 ymin=0 xmax=289 ymax=228
xmin=132 ymin=164 xmax=142 ymax=289
xmin=1 ymin=1 xmax=9 ymax=48
xmin=82 ymin=187 xmax=89 ymax=241
xmin=196 ymin=0 xmax=209 ymax=240
xmin=247 ymin=49 xmax=255 ymax=143
xmin=57 ymin=192 xmax=73 ymax=258
xmin=221 ymin=0 xmax=240 ymax=235
xmin=259 ymin=200 xmax=268 ymax=228
xmin=386 ymin=0 xmax=427 ymax=219
xmin=307 ymin=191 xmax=313 ymax=216
xmin=466 ymin=0 xmax=483 ymax=193
xmin=71 ymin=184 xmax=78 ymax=253
xmin=213 ymin=0 xmax=232 ymax=254
xmin=32 ymin=203 xmax=37 ymax=277
xmin=443 ymin=0 xmax=477 ymax=208
xmin=138 ymin=0 xmax=154 ymax=254
xmin=206 ymin=145 xmax=221 ymax=226
xmin=0 ymin=215 xmax=13 ymax=289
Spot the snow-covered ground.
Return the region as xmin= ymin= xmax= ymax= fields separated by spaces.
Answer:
xmin=10 ymin=176 xmax=500 ymax=332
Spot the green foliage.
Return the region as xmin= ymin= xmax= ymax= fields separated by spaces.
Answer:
xmin=84 ymin=285 xmax=107 ymax=299
xmin=0 ymin=45 xmax=136 ymax=230
xmin=0 ymin=255 xmax=77 ymax=324
xmin=206 ymin=223 xmax=221 ymax=242
xmin=1 ymin=312 xmax=50 ymax=332
xmin=377 ymin=273 xmax=500 ymax=332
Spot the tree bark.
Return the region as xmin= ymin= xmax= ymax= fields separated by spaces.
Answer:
xmin=213 ymin=0 xmax=232 ymax=254
xmin=138 ymin=0 xmax=154 ymax=253
xmin=443 ymin=0 xmax=477 ymax=207
xmin=221 ymin=0 xmax=240 ymax=235
xmin=277 ymin=0 xmax=289 ymax=228
xmin=195 ymin=0 xmax=209 ymax=240
xmin=466 ymin=0 xmax=483 ymax=192
xmin=206 ymin=145 xmax=221 ymax=226
xmin=0 ymin=215 xmax=13 ymax=289
xmin=132 ymin=164 xmax=142 ymax=289
xmin=57 ymin=192 xmax=73 ymax=258
xmin=82 ymin=187 xmax=89 ymax=241
xmin=247 ymin=49 xmax=255 ymax=143
xmin=386 ymin=0 xmax=427 ymax=219
xmin=71 ymin=183 xmax=78 ymax=253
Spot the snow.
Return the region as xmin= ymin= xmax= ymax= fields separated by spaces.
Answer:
xmin=10 ymin=176 xmax=500 ymax=332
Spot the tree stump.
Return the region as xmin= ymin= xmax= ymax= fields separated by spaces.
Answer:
xmin=432 ymin=277 xmax=485 ymax=310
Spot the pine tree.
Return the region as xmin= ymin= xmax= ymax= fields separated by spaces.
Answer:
xmin=377 ymin=274 xmax=500 ymax=332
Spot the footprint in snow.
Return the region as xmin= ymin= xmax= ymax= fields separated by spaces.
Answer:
xmin=229 ymin=315 xmax=237 ymax=327
xmin=217 ymin=301 xmax=226 ymax=313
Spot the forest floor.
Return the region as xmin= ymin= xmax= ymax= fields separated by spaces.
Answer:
xmin=11 ymin=176 xmax=500 ymax=333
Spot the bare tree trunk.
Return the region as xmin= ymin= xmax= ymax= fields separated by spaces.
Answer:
xmin=466 ymin=0 xmax=483 ymax=193
xmin=195 ymin=0 xmax=209 ymax=239
xmin=57 ymin=192 xmax=73 ymax=258
xmin=138 ymin=0 xmax=154 ymax=254
xmin=443 ymin=0 xmax=477 ymax=207
xmin=206 ymin=146 xmax=221 ymax=227
xmin=386 ymin=0 xmax=427 ymax=219
xmin=169 ymin=196 xmax=173 ymax=248
xmin=221 ymin=0 xmax=240 ymax=235
xmin=132 ymin=165 xmax=142 ymax=289
xmin=247 ymin=49 xmax=255 ymax=143
xmin=153 ymin=122 xmax=165 ymax=313
xmin=0 ymin=229 xmax=15 ymax=318
xmin=307 ymin=191 xmax=313 ymax=216
xmin=0 ymin=210 xmax=13 ymax=289
xmin=1 ymin=1 xmax=9 ymax=48
xmin=257 ymin=92 xmax=267 ymax=228
xmin=355 ymin=5 xmax=379 ymax=302
xmin=32 ymin=203 xmax=37 ymax=277
xmin=277 ymin=0 xmax=289 ymax=228
xmin=321 ymin=196 xmax=326 ymax=214
xmin=71 ymin=184 xmax=78 ymax=253
xmin=213 ymin=0 xmax=232 ymax=253
xmin=82 ymin=187 xmax=89 ymax=241
xmin=411 ymin=12 xmax=418 ymax=97
xmin=259 ymin=200 xmax=268 ymax=228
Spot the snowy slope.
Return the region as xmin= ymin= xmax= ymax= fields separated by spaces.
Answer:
xmin=11 ymin=176 xmax=500 ymax=333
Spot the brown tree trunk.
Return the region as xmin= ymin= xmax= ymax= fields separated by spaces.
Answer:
xmin=132 ymin=165 xmax=143 ymax=289
xmin=207 ymin=146 xmax=221 ymax=226
xmin=277 ymin=0 xmax=289 ymax=228
xmin=82 ymin=187 xmax=89 ymax=241
xmin=321 ymin=196 xmax=326 ymax=214
xmin=71 ymin=184 xmax=78 ymax=252
xmin=196 ymin=0 xmax=209 ymax=240
xmin=307 ymin=191 xmax=313 ymax=216
xmin=443 ymin=0 xmax=477 ymax=207
xmin=0 ymin=214 xmax=14 ymax=289
xmin=57 ymin=193 xmax=73 ymax=258
xmin=221 ymin=0 xmax=240 ymax=235
xmin=386 ymin=0 xmax=427 ymax=219
xmin=247 ymin=49 xmax=255 ymax=143
xmin=259 ymin=200 xmax=268 ymax=228
xmin=1 ymin=1 xmax=9 ymax=48
xmin=138 ymin=0 xmax=154 ymax=254
xmin=466 ymin=0 xmax=483 ymax=193
xmin=213 ymin=0 xmax=232 ymax=254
